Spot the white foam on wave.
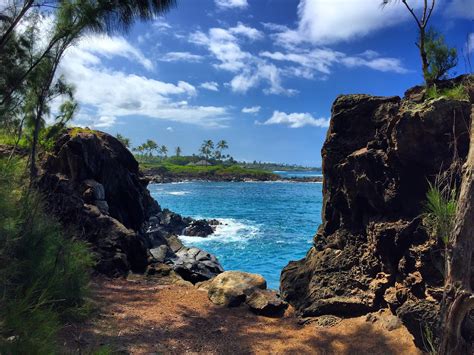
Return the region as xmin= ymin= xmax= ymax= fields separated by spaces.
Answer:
xmin=167 ymin=191 xmax=190 ymax=196
xmin=179 ymin=217 xmax=260 ymax=244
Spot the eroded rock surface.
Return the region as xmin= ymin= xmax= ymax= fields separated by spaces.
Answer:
xmin=38 ymin=129 xmax=222 ymax=280
xmin=280 ymin=76 xmax=473 ymax=348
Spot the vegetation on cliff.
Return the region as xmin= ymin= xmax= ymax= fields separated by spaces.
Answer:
xmin=0 ymin=158 xmax=93 ymax=353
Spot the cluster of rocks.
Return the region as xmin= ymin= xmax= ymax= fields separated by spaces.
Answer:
xmin=280 ymin=75 xmax=473 ymax=348
xmin=37 ymin=129 xmax=223 ymax=283
xmin=198 ymin=271 xmax=288 ymax=317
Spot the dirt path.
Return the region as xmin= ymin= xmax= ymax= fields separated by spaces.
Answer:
xmin=62 ymin=277 xmax=422 ymax=354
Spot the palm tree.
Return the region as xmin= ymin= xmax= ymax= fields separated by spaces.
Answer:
xmin=215 ymin=140 xmax=229 ymax=161
xmin=145 ymin=139 xmax=158 ymax=157
xmin=175 ymin=146 xmax=182 ymax=157
xmin=159 ymin=145 xmax=168 ymax=158
xmin=199 ymin=139 xmax=214 ymax=165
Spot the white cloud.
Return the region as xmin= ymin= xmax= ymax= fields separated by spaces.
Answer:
xmin=59 ymin=34 xmax=230 ymax=128
xmin=166 ymin=126 xmax=174 ymax=132
xmin=445 ymin=0 xmax=474 ymax=20
xmin=261 ymin=48 xmax=407 ymax=77
xmin=215 ymin=0 xmax=248 ymax=10
xmin=270 ymin=0 xmax=421 ymax=47
xmin=190 ymin=25 xmax=296 ymax=95
xmin=229 ymin=22 xmax=264 ymax=40
xmin=160 ymin=51 xmax=204 ymax=62
xmin=242 ymin=106 xmax=261 ymax=114
xmin=94 ymin=116 xmax=117 ymax=128
xmin=78 ymin=34 xmax=154 ymax=71
xmin=200 ymin=81 xmax=220 ymax=91
xmin=257 ymin=111 xmax=329 ymax=128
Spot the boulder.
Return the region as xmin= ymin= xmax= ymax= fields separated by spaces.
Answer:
xmin=207 ymin=271 xmax=267 ymax=307
xmin=182 ymin=219 xmax=214 ymax=237
xmin=171 ymin=247 xmax=224 ymax=283
xmin=245 ymin=289 xmax=288 ymax=316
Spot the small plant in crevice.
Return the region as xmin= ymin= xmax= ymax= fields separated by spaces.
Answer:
xmin=422 ymin=182 xmax=457 ymax=245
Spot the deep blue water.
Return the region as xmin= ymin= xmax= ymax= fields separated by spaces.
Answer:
xmin=149 ymin=178 xmax=323 ymax=289
xmin=272 ymin=170 xmax=322 ymax=178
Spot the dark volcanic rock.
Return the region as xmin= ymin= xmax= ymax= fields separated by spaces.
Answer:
xmin=38 ymin=129 xmax=223 ymax=278
xmin=280 ymin=76 xmax=473 ymax=348
xmin=182 ymin=219 xmax=214 ymax=237
xmin=38 ymin=129 xmax=159 ymax=275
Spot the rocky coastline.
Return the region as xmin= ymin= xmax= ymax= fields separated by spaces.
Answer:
xmin=144 ymin=171 xmax=322 ymax=183
xmin=37 ymin=129 xmax=224 ymax=284
xmin=280 ymin=75 xmax=473 ymax=349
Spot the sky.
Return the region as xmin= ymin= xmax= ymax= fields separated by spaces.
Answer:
xmin=55 ymin=0 xmax=473 ymax=166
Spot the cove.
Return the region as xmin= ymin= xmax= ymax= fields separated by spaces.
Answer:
xmin=149 ymin=177 xmax=323 ymax=290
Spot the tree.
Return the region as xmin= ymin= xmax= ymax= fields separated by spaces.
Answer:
xmin=115 ymin=133 xmax=130 ymax=148
xmin=159 ymin=145 xmax=168 ymax=158
xmin=438 ymin=124 xmax=474 ymax=355
xmin=145 ymin=139 xmax=158 ymax=157
xmin=0 ymin=0 xmax=177 ymax=179
xmin=215 ymin=139 xmax=229 ymax=160
xmin=425 ymin=28 xmax=458 ymax=82
xmin=199 ymin=139 xmax=214 ymax=165
xmin=175 ymin=146 xmax=182 ymax=157
xmin=382 ymin=0 xmax=436 ymax=86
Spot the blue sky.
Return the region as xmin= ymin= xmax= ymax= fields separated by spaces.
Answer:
xmin=58 ymin=0 xmax=473 ymax=166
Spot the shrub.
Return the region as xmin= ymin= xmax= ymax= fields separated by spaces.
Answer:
xmin=423 ymin=182 xmax=457 ymax=245
xmin=425 ymin=84 xmax=469 ymax=101
xmin=0 ymin=158 xmax=94 ymax=354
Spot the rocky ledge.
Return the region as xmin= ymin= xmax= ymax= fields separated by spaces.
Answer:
xmin=37 ymin=128 xmax=223 ymax=283
xmin=280 ymin=75 xmax=473 ymax=349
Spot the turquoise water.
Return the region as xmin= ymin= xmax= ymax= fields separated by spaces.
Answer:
xmin=149 ymin=179 xmax=323 ymax=289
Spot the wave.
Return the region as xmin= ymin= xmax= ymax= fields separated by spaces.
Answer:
xmin=167 ymin=191 xmax=190 ymax=196
xmin=179 ymin=217 xmax=260 ymax=244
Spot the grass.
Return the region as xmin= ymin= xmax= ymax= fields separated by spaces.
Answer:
xmin=140 ymin=161 xmax=277 ymax=179
xmin=425 ymin=84 xmax=469 ymax=101
xmin=423 ymin=182 xmax=457 ymax=245
xmin=0 ymin=157 xmax=94 ymax=354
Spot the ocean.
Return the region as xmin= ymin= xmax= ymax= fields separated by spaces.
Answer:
xmin=148 ymin=171 xmax=323 ymax=290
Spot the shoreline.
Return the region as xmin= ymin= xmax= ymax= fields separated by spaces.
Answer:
xmin=144 ymin=173 xmax=323 ymax=184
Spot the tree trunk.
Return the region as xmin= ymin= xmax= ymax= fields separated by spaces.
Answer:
xmin=419 ymin=27 xmax=432 ymax=87
xmin=439 ymin=107 xmax=474 ymax=354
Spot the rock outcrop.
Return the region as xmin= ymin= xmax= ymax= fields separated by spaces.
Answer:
xmin=280 ymin=76 xmax=473 ymax=348
xmin=38 ymin=128 xmax=222 ymax=281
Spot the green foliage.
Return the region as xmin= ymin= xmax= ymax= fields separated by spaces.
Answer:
xmin=115 ymin=133 xmax=130 ymax=148
xmin=0 ymin=158 xmax=94 ymax=354
xmin=425 ymin=84 xmax=469 ymax=101
xmin=423 ymin=182 xmax=457 ymax=245
xmin=425 ymin=28 xmax=458 ymax=82
xmin=141 ymin=161 xmax=276 ymax=179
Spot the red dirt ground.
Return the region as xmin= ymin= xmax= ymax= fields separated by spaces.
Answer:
xmin=61 ymin=277 xmax=422 ymax=354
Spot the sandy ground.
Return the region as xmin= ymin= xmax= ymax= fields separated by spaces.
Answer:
xmin=61 ymin=276 xmax=422 ymax=354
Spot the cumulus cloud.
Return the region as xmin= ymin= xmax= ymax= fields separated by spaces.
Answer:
xmin=160 ymin=51 xmax=204 ymax=62
xmin=257 ymin=111 xmax=329 ymax=128
xmin=269 ymin=0 xmax=422 ymax=47
xmin=242 ymin=106 xmax=261 ymax=114
xmin=215 ymin=0 xmax=248 ymax=10
xmin=166 ymin=126 xmax=174 ymax=132
xmin=79 ymin=34 xmax=155 ymax=70
xmin=190 ymin=25 xmax=296 ymax=95
xmin=59 ymin=34 xmax=230 ymax=128
xmin=200 ymin=81 xmax=220 ymax=91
